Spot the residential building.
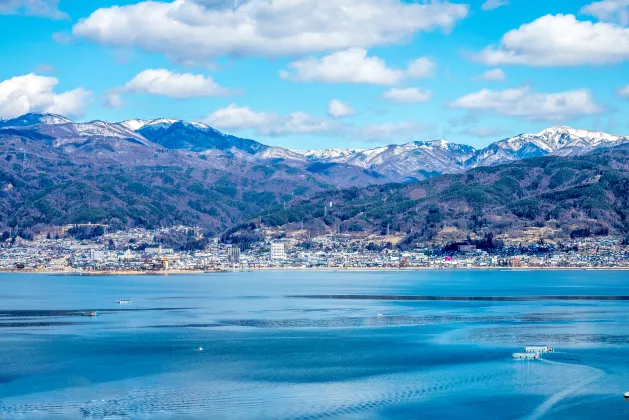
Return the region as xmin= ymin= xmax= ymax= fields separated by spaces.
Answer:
xmin=227 ymin=245 xmax=240 ymax=265
xmin=270 ymin=242 xmax=286 ymax=260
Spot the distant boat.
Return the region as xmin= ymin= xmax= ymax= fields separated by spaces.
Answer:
xmin=199 ymin=347 xmax=204 ymax=351
xmin=512 ymin=352 xmax=539 ymax=360
xmin=82 ymin=311 xmax=99 ymax=317
xmin=377 ymin=313 xmax=383 ymax=317
xmin=116 ymin=300 xmax=133 ymax=304
xmin=525 ymin=346 xmax=554 ymax=353
xmin=624 ymin=392 xmax=629 ymax=402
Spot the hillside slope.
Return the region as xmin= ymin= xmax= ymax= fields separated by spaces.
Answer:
xmin=241 ymin=145 xmax=629 ymax=244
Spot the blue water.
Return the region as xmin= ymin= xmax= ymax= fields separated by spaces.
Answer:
xmin=1 ymin=270 xmax=628 ymax=419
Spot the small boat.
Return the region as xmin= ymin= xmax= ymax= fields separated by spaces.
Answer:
xmin=377 ymin=313 xmax=383 ymax=317
xmin=82 ymin=311 xmax=99 ymax=317
xmin=624 ymin=392 xmax=629 ymax=402
xmin=525 ymin=346 xmax=554 ymax=353
xmin=512 ymin=352 xmax=539 ymax=360
xmin=116 ymin=300 xmax=133 ymax=304
xmin=198 ymin=347 xmax=204 ymax=351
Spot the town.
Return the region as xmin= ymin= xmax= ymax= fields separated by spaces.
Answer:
xmin=1 ymin=224 xmax=629 ymax=273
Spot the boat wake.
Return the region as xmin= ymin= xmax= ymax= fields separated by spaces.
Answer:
xmin=521 ymin=359 xmax=605 ymax=420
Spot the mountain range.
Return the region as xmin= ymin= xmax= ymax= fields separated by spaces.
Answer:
xmin=236 ymin=144 xmax=629 ymax=245
xmin=1 ymin=112 xmax=628 ymax=236
xmin=1 ymin=113 xmax=627 ymax=183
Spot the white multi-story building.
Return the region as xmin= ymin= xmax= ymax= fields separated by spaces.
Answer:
xmin=227 ymin=245 xmax=240 ymax=265
xmin=270 ymin=242 xmax=286 ymax=260
xmin=89 ymin=249 xmax=105 ymax=262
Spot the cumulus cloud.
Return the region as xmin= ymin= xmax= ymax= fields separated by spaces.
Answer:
xmin=474 ymin=14 xmax=629 ymax=66
xmin=450 ymin=87 xmax=603 ymax=122
xmin=280 ymin=49 xmax=435 ymax=85
xmin=481 ymin=0 xmax=509 ymax=11
xmin=72 ymin=0 xmax=468 ymax=62
xmin=204 ymin=103 xmax=434 ymax=143
xmin=327 ymin=99 xmax=355 ymax=119
xmin=472 ymin=68 xmax=506 ymax=81
xmin=0 ymin=0 xmax=67 ymax=19
xmin=581 ymin=0 xmax=629 ymax=25
xmin=382 ymin=87 xmax=432 ymax=104
xmin=203 ymin=104 xmax=341 ymax=136
xmin=0 ymin=73 xmax=91 ymax=119
xmin=116 ymin=69 xmax=231 ymax=98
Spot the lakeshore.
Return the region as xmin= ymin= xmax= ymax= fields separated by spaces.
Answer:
xmin=1 ymin=226 xmax=628 ymax=273
xmin=4 ymin=265 xmax=629 ymax=275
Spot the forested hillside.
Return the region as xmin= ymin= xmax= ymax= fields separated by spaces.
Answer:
xmin=233 ymin=145 xmax=629 ymax=244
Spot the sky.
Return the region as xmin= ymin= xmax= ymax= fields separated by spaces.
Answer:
xmin=1 ymin=0 xmax=629 ymax=150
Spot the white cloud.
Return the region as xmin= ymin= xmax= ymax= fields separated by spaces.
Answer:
xmin=474 ymin=14 xmax=629 ymax=66
xmin=204 ymin=103 xmax=434 ymax=142
xmin=382 ymin=87 xmax=432 ymax=104
xmin=118 ymin=69 xmax=230 ymax=98
xmin=103 ymin=93 xmax=125 ymax=110
xmin=0 ymin=73 xmax=91 ymax=119
xmin=72 ymin=0 xmax=468 ymax=62
xmin=481 ymin=0 xmax=509 ymax=11
xmin=281 ymin=49 xmax=435 ymax=85
xmin=407 ymin=57 xmax=436 ymax=78
xmin=617 ymin=84 xmax=629 ymax=97
xmin=327 ymin=99 xmax=355 ymax=119
xmin=281 ymin=49 xmax=403 ymax=85
xmin=203 ymin=104 xmax=341 ymax=136
xmin=581 ymin=0 xmax=629 ymax=25
xmin=472 ymin=68 xmax=506 ymax=81
xmin=450 ymin=87 xmax=603 ymax=122
xmin=0 ymin=0 xmax=67 ymax=19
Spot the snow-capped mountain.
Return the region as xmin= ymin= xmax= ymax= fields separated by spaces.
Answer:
xmin=0 ymin=112 xmax=149 ymax=144
xmin=467 ymin=126 xmax=629 ymax=168
xmin=306 ymin=140 xmax=475 ymax=179
xmin=292 ymin=140 xmax=475 ymax=180
xmin=121 ymin=118 xmax=268 ymax=154
xmin=2 ymin=113 xmax=627 ymax=184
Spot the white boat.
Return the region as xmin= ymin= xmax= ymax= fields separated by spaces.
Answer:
xmin=512 ymin=352 xmax=539 ymax=360
xmin=525 ymin=346 xmax=553 ymax=353
xmin=377 ymin=313 xmax=383 ymax=317
xmin=116 ymin=300 xmax=133 ymax=304
xmin=624 ymin=392 xmax=629 ymax=402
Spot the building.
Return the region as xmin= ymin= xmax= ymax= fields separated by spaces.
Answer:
xmin=458 ymin=244 xmax=477 ymax=253
xmin=227 ymin=245 xmax=240 ymax=265
xmin=144 ymin=245 xmax=174 ymax=255
xmin=270 ymin=242 xmax=286 ymax=260
xmin=89 ymin=249 xmax=105 ymax=262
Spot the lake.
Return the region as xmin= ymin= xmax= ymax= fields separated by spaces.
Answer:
xmin=1 ymin=270 xmax=628 ymax=419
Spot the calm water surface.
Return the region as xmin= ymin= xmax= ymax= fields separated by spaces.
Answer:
xmin=1 ymin=270 xmax=628 ymax=419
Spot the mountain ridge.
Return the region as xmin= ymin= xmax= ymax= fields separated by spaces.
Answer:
xmin=1 ymin=112 xmax=628 ymax=237
xmin=2 ymin=112 xmax=627 ymax=183
xmin=233 ymin=144 xmax=629 ymax=245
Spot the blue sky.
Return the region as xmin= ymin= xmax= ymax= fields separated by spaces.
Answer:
xmin=1 ymin=0 xmax=629 ymax=150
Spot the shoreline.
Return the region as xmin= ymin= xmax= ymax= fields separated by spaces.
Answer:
xmin=1 ymin=266 xmax=629 ymax=275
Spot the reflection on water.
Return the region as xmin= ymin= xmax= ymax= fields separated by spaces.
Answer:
xmin=0 ymin=270 xmax=628 ymax=419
